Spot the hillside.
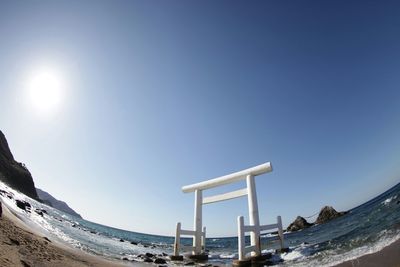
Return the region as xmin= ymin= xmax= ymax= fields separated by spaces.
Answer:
xmin=36 ymin=188 xmax=82 ymax=219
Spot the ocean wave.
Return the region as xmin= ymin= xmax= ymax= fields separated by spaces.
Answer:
xmin=328 ymin=230 xmax=400 ymax=266
xmin=382 ymin=195 xmax=397 ymax=205
xmin=283 ymin=229 xmax=400 ymax=267
xmin=280 ymin=243 xmax=315 ymax=262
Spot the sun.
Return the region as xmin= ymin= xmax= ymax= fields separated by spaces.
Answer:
xmin=28 ymin=70 xmax=63 ymax=113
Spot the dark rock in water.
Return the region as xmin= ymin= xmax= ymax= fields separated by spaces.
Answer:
xmin=15 ymin=200 xmax=31 ymax=212
xmin=0 ymin=189 xmax=14 ymax=199
xmin=187 ymin=254 xmax=209 ymax=261
xmin=0 ymin=130 xmax=39 ymax=200
xmin=36 ymin=188 xmax=82 ymax=219
xmin=275 ymin=247 xmax=290 ymax=254
xmin=315 ymin=206 xmax=347 ymax=224
xmin=122 ymin=257 xmax=129 ymax=261
xmin=286 ymin=216 xmax=313 ymax=232
xmin=260 ymin=253 xmax=272 ymax=259
xmin=34 ymin=209 xmax=44 ymax=217
xmin=143 ymin=257 xmax=153 ymax=263
xmin=248 ymin=254 xmax=273 ymax=266
xmin=130 ymin=241 xmax=138 ymax=245
xmin=145 ymin=252 xmax=154 ymax=258
xmin=36 ymin=208 xmax=47 ymax=214
xmin=170 ymin=255 xmax=184 ymax=261
xmin=120 ymin=239 xmax=124 ymax=242
xmin=154 ymin=258 xmax=167 ymax=264
xmin=263 ymin=260 xmax=274 ymax=266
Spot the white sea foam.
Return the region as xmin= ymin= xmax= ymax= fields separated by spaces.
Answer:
xmin=261 ymin=232 xmax=278 ymax=238
xmin=282 ymin=230 xmax=400 ymax=267
xmin=382 ymin=197 xmax=392 ymax=205
xmin=219 ymin=253 xmax=238 ymax=259
xmin=0 ymin=181 xmax=81 ymax=248
xmin=281 ymin=250 xmax=304 ymax=261
xmin=328 ymin=232 xmax=399 ymax=266
xmin=207 ymin=254 xmax=220 ymax=259
xmin=280 ymin=243 xmax=314 ymax=262
xmin=261 ymin=248 xmax=275 ymax=254
xmin=382 ymin=195 xmax=397 ymax=205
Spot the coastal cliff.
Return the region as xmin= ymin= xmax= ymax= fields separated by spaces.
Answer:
xmin=0 ymin=130 xmax=81 ymax=218
xmin=0 ymin=130 xmax=39 ymax=200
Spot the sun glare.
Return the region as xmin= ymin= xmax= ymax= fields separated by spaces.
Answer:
xmin=28 ymin=70 xmax=63 ymax=113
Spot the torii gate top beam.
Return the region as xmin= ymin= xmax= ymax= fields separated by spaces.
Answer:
xmin=181 ymin=162 xmax=272 ymax=193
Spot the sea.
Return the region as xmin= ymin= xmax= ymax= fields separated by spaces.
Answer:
xmin=1 ymin=180 xmax=399 ymax=266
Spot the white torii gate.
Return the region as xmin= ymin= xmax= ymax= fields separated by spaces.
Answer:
xmin=172 ymin=162 xmax=286 ymax=262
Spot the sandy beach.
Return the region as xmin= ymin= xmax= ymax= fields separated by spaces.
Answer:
xmin=0 ymin=205 xmax=126 ymax=267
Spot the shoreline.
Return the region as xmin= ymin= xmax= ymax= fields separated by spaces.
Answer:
xmin=1 ymin=198 xmax=400 ymax=267
xmin=0 ymin=205 xmax=144 ymax=267
xmin=333 ymin=238 xmax=400 ymax=267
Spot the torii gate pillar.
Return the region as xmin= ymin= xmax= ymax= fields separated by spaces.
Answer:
xmin=246 ymin=174 xmax=261 ymax=256
xmin=193 ymin=189 xmax=203 ymax=255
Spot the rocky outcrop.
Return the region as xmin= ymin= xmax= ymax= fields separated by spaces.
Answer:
xmin=315 ymin=206 xmax=347 ymax=224
xmin=15 ymin=199 xmax=32 ymax=212
xmin=287 ymin=206 xmax=348 ymax=232
xmin=154 ymin=258 xmax=166 ymax=264
xmin=36 ymin=188 xmax=82 ymax=219
xmin=286 ymin=216 xmax=313 ymax=232
xmin=0 ymin=130 xmax=39 ymax=200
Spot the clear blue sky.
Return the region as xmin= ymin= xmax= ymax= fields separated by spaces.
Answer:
xmin=1 ymin=0 xmax=400 ymax=237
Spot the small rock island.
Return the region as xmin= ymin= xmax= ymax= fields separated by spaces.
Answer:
xmin=287 ymin=205 xmax=348 ymax=232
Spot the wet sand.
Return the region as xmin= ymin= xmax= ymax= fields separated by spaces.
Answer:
xmin=334 ymin=238 xmax=400 ymax=267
